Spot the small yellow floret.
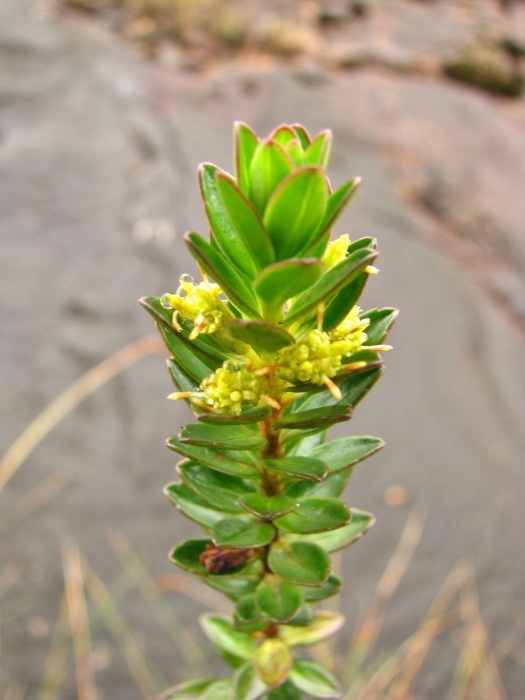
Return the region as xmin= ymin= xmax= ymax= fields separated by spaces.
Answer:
xmin=330 ymin=306 xmax=369 ymax=355
xmin=322 ymin=234 xmax=350 ymax=269
xmin=201 ymin=360 xmax=274 ymax=415
xmin=276 ymin=329 xmax=354 ymax=386
xmin=161 ymin=274 xmax=229 ymax=338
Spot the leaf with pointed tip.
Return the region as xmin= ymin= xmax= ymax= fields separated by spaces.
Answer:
xmin=280 ymin=611 xmax=345 ymax=647
xmin=164 ymin=482 xmax=226 ymax=527
xmin=179 ymin=423 xmax=267 ymax=451
xmin=226 ymin=320 xmax=295 ymax=353
xmin=167 ymin=358 xmax=199 ymax=397
xmin=254 ymin=259 xmax=323 ymax=311
xmin=167 ymin=437 xmax=260 ymax=479
xmin=309 ymin=436 xmax=385 ymax=474
xmin=268 ymin=541 xmax=330 ymax=586
xmin=235 ymin=122 xmax=259 ymax=196
xmin=300 ymin=178 xmax=361 ymax=256
xmin=298 ymin=366 xmax=383 ymax=411
xmin=254 ymin=639 xmax=293 ymax=688
xmin=285 ymin=509 xmax=375 ymax=553
xmin=304 ymin=572 xmax=342 ymax=602
xmin=178 ymin=461 xmax=254 ymax=513
xmin=289 ymin=660 xmax=342 ymax=699
xmin=262 ymin=457 xmax=328 ymax=482
xmin=270 ymin=125 xmax=297 ymax=146
xmin=232 ymin=663 xmax=269 ymax=700
xmin=275 ymin=498 xmax=350 ymax=534
xmin=249 ymin=141 xmax=294 ymax=215
xmin=305 ymin=130 xmax=332 ymax=168
xmin=255 ymin=574 xmax=304 ymax=623
xmin=284 ymin=247 xmax=377 ymax=328
xmin=239 ymin=494 xmax=298 ymax=520
xmin=291 ymin=124 xmax=311 ymax=149
xmin=200 ymin=679 xmax=233 ymax=700
xmin=200 ymin=613 xmax=256 ymax=668
xmin=362 ymin=307 xmax=399 ymax=345
xmin=272 ymin=404 xmax=352 ymax=431
xmin=160 ymin=678 xmax=214 ymax=700
xmin=213 ymin=516 xmax=275 ymax=548
xmin=322 ymin=273 xmax=368 ymax=332
xmin=285 ymin=471 xmax=350 ymax=500
xmin=216 ymin=173 xmax=275 ymax=271
xmin=198 ymin=404 xmax=273 ymax=425
xmin=200 ymin=164 xmax=258 ymax=278
xmin=170 ymin=538 xmax=212 ymax=574
xmin=264 ymin=168 xmax=329 ymax=261
xmin=185 ymin=232 xmax=261 ymax=319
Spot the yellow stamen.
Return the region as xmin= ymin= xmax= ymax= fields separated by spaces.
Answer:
xmin=167 ymin=391 xmax=194 ymax=401
xmin=342 ymin=361 xmax=368 ymax=371
xmin=316 ymin=302 xmax=325 ymax=332
xmin=367 ymin=344 xmax=393 ymax=352
xmin=260 ymin=395 xmax=281 ymax=410
xmin=323 ymin=376 xmax=342 ymax=400
xmin=192 ymin=398 xmax=214 ymax=412
xmin=366 ymin=265 xmax=379 ymax=274
xmin=172 ymin=310 xmax=182 ymax=332
xmin=255 ymin=365 xmax=278 ymax=376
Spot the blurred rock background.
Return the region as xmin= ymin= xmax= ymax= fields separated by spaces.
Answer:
xmin=2 ymin=0 xmax=525 ymax=698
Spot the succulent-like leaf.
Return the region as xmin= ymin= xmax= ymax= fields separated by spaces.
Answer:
xmin=159 ymin=678 xmax=215 ymax=700
xmin=170 ymin=538 xmax=212 ymax=574
xmin=308 ymin=436 xmax=385 ymax=474
xmin=289 ymin=660 xmax=342 ymax=699
xmin=304 ymin=572 xmax=342 ymax=602
xmin=254 ymin=639 xmax=293 ymax=687
xmin=216 ymin=172 xmax=275 ymax=271
xmin=226 ymin=320 xmax=295 ymax=353
xmin=200 ymin=679 xmax=233 ymax=700
xmin=239 ymin=494 xmax=298 ymax=520
xmin=270 ymin=125 xmax=298 ymax=146
xmin=298 ymin=366 xmax=383 ymax=411
xmin=234 ymin=593 xmax=270 ymax=632
xmin=279 ymin=611 xmax=345 ymax=647
xmin=167 ymin=358 xmax=199 ymax=398
xmin=178 ymin=461 xmax=254 ymax=513
xmin=167 ymin=437 xmax=260 ymax=479
xmin=232 ymin=664 xmax=268 ymax=700
xmin=362 ymin=307 xmax=399 ymax=345
xmin=284 ymin=246 xmax=377 ymax=327
xmin=268 ymin=682 xmax=302 ymax=700
xmin=291 ymin=124 xmax=311 ymax=149
xmin=212 ymin=516 xmax=276 ymax=548
xmin=164 ymin=482 xmax=226 ymax=527
xmin=262 ymin=457 xmax=328 ymax=482
xmin=322 ymin=272 xmax=368 ymax=333
xmin=305 ymin=130 xmax=332 ymax=168
xmin=254 ymin=259 xmax=324 ymax=312
xmin=274 ymin=498 xmax=351 ymax=534
xmin=285 ymin=471 xmax=350 ymax=500
xmin=235 ymin=122 xmax=259 ymax=196
xmin=264 ymin=168 xmax=329 ymax=261
xmin=198 ymin=405 xmax=273 ymax=425
xmin=268 ymin=541 xmax=330 ymax=586
xmin=200 ymin=613 xmax=256 ymax=667
xmin=159 ymin=324 xmax=217 ymax=382
xmin=285 ymin=509 xmax=375 ymax=553
xmin=249 ymin=141 xmax=294 ymax=215
xmin=185 ymin=232 xmax=261 ymax=318
xmin=255 ymin=574 xmax=304 ymax=623
xmin=205 ymin=559 xmax=265 ymax=600
xmin=272 ymin=404 xmax=352 ymax=431
xmin=179 ymin=423 xmax=267 ymax=451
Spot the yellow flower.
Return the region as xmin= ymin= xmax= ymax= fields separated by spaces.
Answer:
xmin=322 ymin=234 xmax=350 ymax=269
xmin=330 ymin=306 xmax=369 ymax=354
xmin=200 ymin=360 xmax=271 ymax=416
xmin=277 ymin=330 xmax=349 ymax=386
xmin=161 ymin=274 xmax=230 ymax=338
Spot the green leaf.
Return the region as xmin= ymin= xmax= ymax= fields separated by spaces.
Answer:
xmin=234 ymin=594 xmax=270 ymax=632
xmin=268 ymin=682 xmax=301 ymax=700
xmin=167 ymin=358 xmax=199 ymax=400
xmin=213 ymin=516 xmax=276 ymax=548
xmin=216 ymin=173 xmax=275 ymax=271
xmin=235 ymin=122 xmax=259 ymax=196
xmin=254 ymin=259 xmax=323 ymax=312
xmin=300 ymin=178 xmax=361 ymax=256
xmin=159 ymin=326 xmax=216 ymax=382
xmin=167 ymin=437 xmax=260 ymax=479
xmin=285 ymin=509 xmax=375 ymax=553
xmin=305 ymin=130 xmax=332 ymax=168
xmin=274 ymin=498 xmax=351 ymax=534
xmin=268 ymin=541 xmax=330 ymax=586
xmin=288 ymin=603 xmax=314 ymax=626
xmin=362 ymin=307 xmax=399 ymax=345
xmin=255 ymin=574 xmax=304 ymax=623
xmin=178 ymin=460 xmax=254 ymax=513
xmin=185 ymin=232 xmax=261 ymax=319
xmin=270 ymin=125 xmax=297 ymax=146
xmin=262 ymin=457 xmax=328 ymax=482
xmin=272 ymin=404 xmax=352 ymax=431
xmin=289 ymin=660 xmax=342 ymax=699
xmin=280 ymin=611 xmax=345 ymax=647
xmin=322 ymin=273 xmax=368 ymax=333
xmin=198 ymin=405 xmax=273 ymax=425
xmin=226 ymin=320 xmax=295 ymax=353
xmin=160 ymin=678 xmax=214 ymax=700
xmin=170 ymin=538 xmax=211 ymax=574
xmin=164 ymin=482 xmax=225 ymax=527
xmin=249 ymin=141 xmax=294 ymax=215
xmin=284 ymin=247 xmax=377 ymax=328
xmin=254 ymin=639 xmax=293 ymax=687
xmin=239 ymin=494 xmax=298 ymax=520
xmin=200 ymin=613 xmax=256 ymax=668
xmin=205 ymin=559 xmax=265 ymax=600
xmin=232 ymin=663 xmax=269 ymax=700
xmin=200 ymin=679 xmax=233 ymax=700
xmin=304 ymin=571 xmax=342 ymax=602
xmin=298 ymin=366 xmax=383 ymax=411
xmin=285 ymin=141 xmax=305 ymax=167
xmin=199 ymin=164 xmax=258 ymax=279
xmin=159 ymin=316 xmax=226 ymax=367
xmin=179 ymin=423 xmax=267 ymax=451
xmin=285 ymin=471 xmax=350 ymax=500
xmin=309 ymin=436 xmax=385 ymax=474
xmin=291 ymin=124 xmax=311 ymax=150
xmin=264 ymin=168 xmax=329 ymax=261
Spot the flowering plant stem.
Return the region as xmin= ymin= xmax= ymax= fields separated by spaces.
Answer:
xmin=141 ymin=122 xmax=398 ymax=700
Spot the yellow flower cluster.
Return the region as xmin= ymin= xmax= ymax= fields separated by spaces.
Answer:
xmin=322 ymin=234 xmax=350 ymax=269
xmin=161 ymin=274 xmax=230 ymax=339
xmin=276 ymin=330 xmax=352 ymax=386
xmin=200 ymin=361 xmax=271 ymax=416
xmin=330 ymin=306 xmax=369 ymax=351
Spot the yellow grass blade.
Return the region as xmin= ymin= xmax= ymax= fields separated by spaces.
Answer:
xmin=0 ymin=335 xmax=164 ymax=494
xmin=38 ymin=592 xmax=70 ymax=700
